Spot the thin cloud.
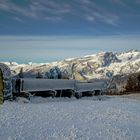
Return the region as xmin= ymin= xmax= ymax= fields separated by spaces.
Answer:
xmin=0 ymin=2 xmax=9 ymax=10
xmin=0 ymin=0 xmax=37 ymax=18
xmin=85 ymin=15 xmax=95 ymax=22
xmin=102 ymin=15 xmax=119 ymax=26
xmin=0 ymin=0 xmax=138 ymax=28
xmin=29 ymin=0 xmax=72 ymax=16
xmin=84 ymin=11 xmax=119 ymax=26
xmin=76 ymin=0 xmax=119 ymax=26
xmin=135 ymin=0 xmax=140 ymax=4
xmin=0 ymin=0 xmax=119 ymax=26
xmin=12 ymin=16 xmax=25 ymax=23
xmin=111 ymin=0 xmax=126 ymax=6
xmin=0 ymin=0 xmax=71 ymax=20
xmin=44 ymin=17 xmax=63 ymax=22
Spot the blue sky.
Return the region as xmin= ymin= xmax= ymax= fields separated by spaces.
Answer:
xmin=0 ymin=0 xmax=140 ymax=63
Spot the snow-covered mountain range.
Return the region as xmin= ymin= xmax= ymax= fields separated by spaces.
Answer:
xmin=1 ymin=50 xmax=140 ymax=82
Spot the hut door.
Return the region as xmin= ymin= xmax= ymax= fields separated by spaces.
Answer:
xmin=0 ymin=69 xmax=4 ymax=104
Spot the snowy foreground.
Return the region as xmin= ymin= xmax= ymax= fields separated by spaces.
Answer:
xmin=0 ymin=95 xmax=140 ymax=140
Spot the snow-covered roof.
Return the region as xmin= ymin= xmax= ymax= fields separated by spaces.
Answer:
xmin=22 ymin=79 xmax=76 ymax=92
xmin=21 ymin=78 xmax=106 ymax=92
xmin=76 ymin=82 xmax=106 ymax=92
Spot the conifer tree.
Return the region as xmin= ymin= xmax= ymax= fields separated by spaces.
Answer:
xmin=18 ymin=67 xmax=24 ymax=78
xmin=36 ymin=72 xmax=43 ymax=79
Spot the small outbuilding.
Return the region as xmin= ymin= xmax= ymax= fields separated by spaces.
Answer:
xmin=0 ymin=63 xmax=12 ymax=104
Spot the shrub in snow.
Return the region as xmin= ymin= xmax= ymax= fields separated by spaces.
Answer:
xmin=16 ymin=97 xmax=29 ymax=103
xmin=13 ymin=91 xmax=30 ymax=100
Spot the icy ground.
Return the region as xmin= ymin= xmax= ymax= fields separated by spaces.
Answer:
xmin=0 ymin=95 xmax=140 ymax=140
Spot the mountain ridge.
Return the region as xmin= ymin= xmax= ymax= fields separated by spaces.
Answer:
xmin=1 ymin=50 xmax=140 ymax=81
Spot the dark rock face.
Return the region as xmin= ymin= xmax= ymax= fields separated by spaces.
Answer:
xmin=99 ymin=52 xmax=121 ymax=67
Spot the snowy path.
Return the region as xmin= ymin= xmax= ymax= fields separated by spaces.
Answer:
xmin=0 ymin=96 xmax=140 ymax=140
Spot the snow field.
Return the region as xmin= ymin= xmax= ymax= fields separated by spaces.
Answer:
xmin=0 ymin=96 xmax=140 ymax=140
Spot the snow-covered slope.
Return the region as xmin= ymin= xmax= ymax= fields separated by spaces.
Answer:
xmin=1 ymin=50 xmax=140 ymax=81
xmin=0 ymin=96 xmax=140 ymax=140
